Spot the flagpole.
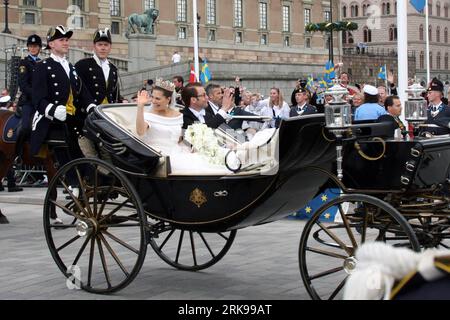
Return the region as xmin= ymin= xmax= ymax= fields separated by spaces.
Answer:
xmin=193 ymin=0 xmax=200 ymax=81
xmin=397 ymin=0 xmax=408 ymax=126
xmin=385 ymin=64 xmax=389 ymax=95
xmin=425 ymin=0 xmax=430 ymax=84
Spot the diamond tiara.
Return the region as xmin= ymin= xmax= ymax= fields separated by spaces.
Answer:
xmin=155 ymin=78 xmax=176 ymax=93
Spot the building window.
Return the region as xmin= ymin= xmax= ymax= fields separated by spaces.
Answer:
xmin=420 ymin=51 xmax=424 ymax=69
xmin=342 ymin=5 xmax=347 ymax=18
xmin=342 ymin=31 xmax=347 ymax=44
xmin=72 ymin=0 xmax=84 ymax=11
xmin=428 ymin=0 xmax=433 ymax=15
xmin=111 ymin=21 xmax=120 ymax=34
xmin=348 ymin=32 xmax=354 ymax=44
xmin=394 ymin=1 xmax=397 ymax=14
xmin=71 ymin=16 xmax=84 ymax=28
xmin=437 ymin=1 xmax=441 ymax=16
xmin=234 ymin=0 xmax=243 ymax=28
xmin=437 ymin=52 xmax=441 ymax=69
xmin=110 ymin=0 xmax=121 ymax=16
xmin=362 ymin=4 xmax=368 ymax=16
xmin=445 ymin=27 xmax=448 ymax=43
xmin=437 ymin=26 xmax=441 ymax=42
xmin=284 ymin=36 xmax=290 ymax=47
xmin=351 ymin=4 xmax=359 ymax=17
xmin=419 ymin=24 xmax=424 ymax=41
xmin=445 ymin=52 xmax=449 ymax=70
xmin=445 ymin=3 xmax=449 ymax=17
xmin=259 ymin=2 xmax=267 ymax=30
xmin=24 ymin=12 xmax=35 ymax=24
xmin=144 ymin=0 xmax=155 ymax=9
xmin=389 ymin=25 xmax=397 ymax=41
xmin=363 ymin=27 xmax=372 ymax=42
xmin=369 ymin=68 xmax=373 ymax=77
xmin=429 ymin=25 xmax=432 ymax=42
xmin=260 ymin=33 xmax=267 ymax=45
xmin=208 ymin=29 xmax=216 ymax=41
xmin=177 ymin=0 xmax=187 ymax=22
xmin=324 ymin=10 xmax=330 ymax=22
xmin=430 ymin=52 xmax=433 ymax=69
xmin=178 ymin=26 xmax=186 ymax=39
xmin=304 ymin=8 xmax=311 ymax=26
xmin=206 ymin=0 xmax=216 ymax=25
xmin=235 ymin=31 xmax=243 ymax=43
xmin=23 ymin=0 xmax=37 ymax=6
xmin=305 ymin=37 xmax=311 ymax=48
xmin=282 ymin=5 xmax=290 ymax=32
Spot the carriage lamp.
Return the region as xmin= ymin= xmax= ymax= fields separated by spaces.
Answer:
xmin=324 ymin=82 xmax=351 ymax=180
xmin=404 ymin=82 xmax=427 ymax=129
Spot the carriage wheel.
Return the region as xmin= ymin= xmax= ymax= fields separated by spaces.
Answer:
xmin=149 ymin=221 xmax=237 ymax=271
xmin=43 ymin=158 xmax=148 ymax=294
xmin=298 ymin=194 xmax=419 ymax=300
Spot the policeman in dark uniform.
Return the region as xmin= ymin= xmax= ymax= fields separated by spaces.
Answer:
xmin=15 ymin=34 xmax=42 ymax=163
xmin=30 ymin=26 xmax=95 ymax=195
xmin=75 ymin=28 xmax=123 ymax=158
xmin=421 ymin=78 xmax=450 ymax=136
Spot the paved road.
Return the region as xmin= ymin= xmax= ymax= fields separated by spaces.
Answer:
xmin=0 ymin=188 xmax=317 ymax=300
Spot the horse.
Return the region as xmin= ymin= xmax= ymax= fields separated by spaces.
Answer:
xmin=126 ymin=8 xmax=159 ymax=37
xmin=0 ymin=109 xmax=58 ymax=224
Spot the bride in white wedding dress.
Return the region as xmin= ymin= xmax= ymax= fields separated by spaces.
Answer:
xmin=135 ymin=79 xmax=234 ymax=174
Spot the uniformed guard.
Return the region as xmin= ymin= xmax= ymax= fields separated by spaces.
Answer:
xmin=15 ymin=34 xmax=42 ymax=163
xmin=422 ymin=78 xmax=450 ymax=136
xmin=30 ymin=26 xmax=95 ymax=187
xmin=74 ymin=28 xmax=124 ymax=158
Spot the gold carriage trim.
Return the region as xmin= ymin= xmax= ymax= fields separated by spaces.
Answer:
xmin=190 ymin=188 xmax=207 ymax=208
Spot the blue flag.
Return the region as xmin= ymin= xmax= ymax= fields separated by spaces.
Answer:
xmin=306 ymin=75 xmax=314 ymax=90
xmin=324 ymin=60 xmax=335 ymax=84
xmin=378 ymin=65 xmax=387 ymax=80
xmin=318 ymin=76 xmax=328 ymax=89
xmin=410 ymin=0 xmax=426 ymax=12
xmin=199 ymin=59 xmax=212 ymax=85
xmin=289 ymin=188 xmax=341 ymax=222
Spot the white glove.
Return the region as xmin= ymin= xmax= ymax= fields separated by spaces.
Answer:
xmin=54 ymin=105 xmax=67 ymax=121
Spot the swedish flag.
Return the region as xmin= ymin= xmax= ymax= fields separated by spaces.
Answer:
xmin=200 ymin=59 xmax=212 ymax=85
xmin=324 ymin=60 xmax=335 ymax=84
xmin=378 ymin=65 xmax=387 ymax=80
xmin=306 ymin=75 xmax=314 ymax=90
xmin=318 ymin=76 xmax=328 ymax=89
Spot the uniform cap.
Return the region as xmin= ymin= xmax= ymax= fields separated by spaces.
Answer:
xmin=27 ymin=34 xmax=42 ymax=47
xmin=45 ymin=25 xmax=73 ymax=49
xmin=93 ymin=28 xmax=112 ymax=44
xmin=363 ymin=84 xmax=378 ymax=96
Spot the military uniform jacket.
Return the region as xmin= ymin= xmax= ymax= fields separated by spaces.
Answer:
xmin=30 ymin=57 xmax=94 ymax=155
xmin=289 ymin=104 xmax=317 ymax=117
xmin=423 ymin=103 xmax=450 ymax=135
xmin=18 ymin=55 xmax=40 ymax=107
xmin=75 ymin=57 xmax=122 ymax=106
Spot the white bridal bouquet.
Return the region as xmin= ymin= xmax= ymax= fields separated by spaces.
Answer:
xmin=184 ymin=123 xmax=227 ymax=165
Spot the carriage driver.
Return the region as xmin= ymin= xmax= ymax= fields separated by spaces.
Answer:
xmin=75 ymin=28 xmax=124 ymax=158
xmin=15 ymin=34 xmax=42 ymax=164
xmin=422 ymin=78 xmax=450 ymax=136
xmin=30 ymin=25 xmax=96 ymax=196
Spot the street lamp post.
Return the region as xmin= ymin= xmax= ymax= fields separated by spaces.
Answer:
xmin=2 ymin=0 xmax=12 ymax=34
xmin=329 ymin=0 xmax=334 ymax=63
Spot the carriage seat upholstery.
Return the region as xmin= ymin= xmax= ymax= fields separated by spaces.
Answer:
xmin=100 ymin=105 xmax=279 ymax=176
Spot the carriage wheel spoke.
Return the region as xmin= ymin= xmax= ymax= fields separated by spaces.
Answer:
xmin=72 ymin=233 xmax=93 ymax=266
xmin=59 ymin=178 xmax=90 ymax=217
xmin=306 ymin=246 xmax=347 ymax=260
xmin=103 ymin=230 xmax=139 ymax=255
xmin=96 ymin=237 xmax=112 ymax=288
xmin=189 ymin=231 xmax=198 ymax=267
xmin=175 ymin=230 xmax=185 ymax=264
xmin=56 ymin=235 xmax=81 ymax=252
xmin=87 ymin=237 xmax=95 ymax=287
xmin=439 ymin=242 xmax=450 ymax=249
xmin=75 ymin=167 xmax=93 ymax=218
xmin=309 ymin=266 xmax=343 ymax=281
xmin=50 ymin=200 xmax=84 ymax=221
xmin=317 ymin=222 xmax=353 ymax=255
xmin=102 ymin=223 xmax=141 ymax=228
xmin=218 ymin=232 xmax=230 ymax=241
xmin=158 ymin=229 xmax=175 ymax=251
xmin=339 ymin=204 xmax=358 ymax=250
xmin=99 ymin=198 xmax=131 ymax=224
xmin=49 ymin=224 xmax=77 ymax=229
xmin=93 ymin=165 xmax=99 ymax=217
xmin=328 ymin=277 xmax=347 ymax=300
xmin=97 ymin=178 xmax=117 ymax=218
xmin=361 ymin=206 xmax=369 ymax=243
xmin=99 ymin=233 xmax=129 ymax=277
xmin=198 ymin=232 xmax=216 ymax=259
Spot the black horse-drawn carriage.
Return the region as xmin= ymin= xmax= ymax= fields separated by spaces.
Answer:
xmin=43 ymin=102 xmax=450 ymax=299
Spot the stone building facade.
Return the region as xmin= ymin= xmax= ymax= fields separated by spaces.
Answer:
xmin=341 ymin=0 xmax=450 ymax=81
xmin=0 ymin=0 xmax=341 ymax=67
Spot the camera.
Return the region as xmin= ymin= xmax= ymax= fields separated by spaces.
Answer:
xmin=147 ymin=79 xmax=154 ymax=86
